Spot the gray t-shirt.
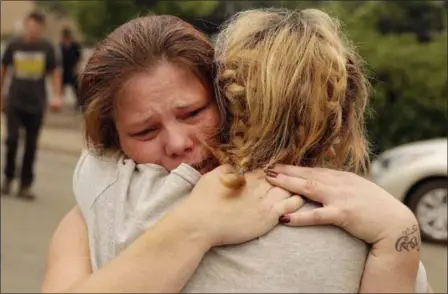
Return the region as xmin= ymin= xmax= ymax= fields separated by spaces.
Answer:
xmin=73 ymin=150 xmax=427 ymax=293
xmin=1 ymin=37 xmax=57 ymax=113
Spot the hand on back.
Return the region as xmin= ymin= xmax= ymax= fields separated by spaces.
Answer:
xmin=172 ymin=164 xmax=305 ymax=248
xmin=265 ymin=165 xmax=418 ymax=245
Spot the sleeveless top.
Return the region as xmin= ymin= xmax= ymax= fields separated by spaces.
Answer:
xmin=73 ymin=150 xmax=427 ymax=293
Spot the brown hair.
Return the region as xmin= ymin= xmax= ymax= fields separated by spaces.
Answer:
xmin=79 ymin=15 xmax=215 ymax=154
xmin=213 ymin=8 xmax=371 ymax=188
xmin=26 ymin=11 xmax=46 ymax=25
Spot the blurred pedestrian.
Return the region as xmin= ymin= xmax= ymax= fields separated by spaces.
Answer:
xmin=0 ymin=11 xmax=62 ymax=200
xmin=60 ymin=27 xmax=81 ymax=109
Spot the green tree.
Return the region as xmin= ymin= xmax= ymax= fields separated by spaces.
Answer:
xmin=42 ymin=0 xmax=218 ymax=43
xmin=35 ymin=0 xmax=68 ymax=18
xmin=321 ymin=1 xmax=447 ymax=151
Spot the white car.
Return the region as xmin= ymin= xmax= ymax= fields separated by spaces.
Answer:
xmin=370 ymin=138 xmax=447 ymax=243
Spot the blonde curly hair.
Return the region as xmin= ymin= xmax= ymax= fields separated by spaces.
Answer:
xmin=212 ymin=8 xmax=371 ymax=188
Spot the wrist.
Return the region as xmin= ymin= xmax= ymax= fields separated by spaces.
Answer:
xmin=161 ymin=205 xmax=213 ymax=253
xmin=372 ymin=220 xmax=421 ymax=260
xmin=377 ymin=206 xmax=418 ymax=243
xmin=364 ymin=221 xmax=421 ymax=293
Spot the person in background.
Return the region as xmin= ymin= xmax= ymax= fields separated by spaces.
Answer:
xmin=0 ymin=11 xmax=62 ymax=200
xmin=60 ymin=27 xmax=81 ymax=109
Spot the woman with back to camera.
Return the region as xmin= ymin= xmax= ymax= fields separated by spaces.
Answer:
xmin=42 ymin=9 xmax=430 ymax=293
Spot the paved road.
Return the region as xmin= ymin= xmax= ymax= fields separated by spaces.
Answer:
xmin=1 ymin=149 xmax=77 ymax=293
xmin=1 ymin=147 xmax=447 ymax=293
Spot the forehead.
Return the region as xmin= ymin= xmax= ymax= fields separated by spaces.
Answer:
xmin=115 ymin=63 xmax=211 ymax=123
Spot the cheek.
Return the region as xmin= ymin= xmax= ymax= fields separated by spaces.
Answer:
xmin=198 ymin=106 xmax=220 ymax=139
xmin=119 ymin=137 xmax=160 ymax=164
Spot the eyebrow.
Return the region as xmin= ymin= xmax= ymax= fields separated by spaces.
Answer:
xmin=127 ymin=116 xmax=155 ymax=130
xmin=175 ymin=101 xmax=204 ymax=110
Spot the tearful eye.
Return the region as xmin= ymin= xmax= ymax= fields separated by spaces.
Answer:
xmin=130 ymin=127 xmax=158 ymax=139
xmin=184 ymin=105 xmax=208 ymax=120
xmin=188 ymin=107 xmax=205 ymax=118
xmin=138 ymin=128 xmax=156 ymax=136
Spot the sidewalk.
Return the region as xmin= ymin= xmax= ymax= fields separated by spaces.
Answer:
xmin=0 ymin=108 xmax=85 ymax=157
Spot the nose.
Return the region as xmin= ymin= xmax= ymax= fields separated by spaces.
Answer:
xmin=163 ymin=125 xmax=194 ymax=159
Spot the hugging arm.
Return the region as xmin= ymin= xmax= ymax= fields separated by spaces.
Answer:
xmin=360 ymin=227 xmax=422 ymax=293
xmin=41 ymin=207 xmax=92 ymax=292
xmin=41 ymin=205 xmax=211 ymax=293
xmin=42 ymin=166 xmax=304 ymax=293
xmin=266 ymin=165 xmax=432 ymax=293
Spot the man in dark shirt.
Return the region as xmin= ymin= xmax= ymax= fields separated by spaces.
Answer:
xmin=60 ymin=27 xmax=81 ymax=108
xmin=1 ymin=11 xmax=62 ymax=200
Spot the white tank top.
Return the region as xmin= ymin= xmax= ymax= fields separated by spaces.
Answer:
xmin=73 ymin=149 xmax=427 ymax=293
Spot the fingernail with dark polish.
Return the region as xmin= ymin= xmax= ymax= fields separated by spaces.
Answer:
xmin=279 ymin=215 xmax=290 ymax=224
xmin=265 ymin=170 xmax=278 ymax=178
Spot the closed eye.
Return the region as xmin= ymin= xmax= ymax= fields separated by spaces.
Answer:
xmin=186 ymin=105 xmax=208 ymax=119
xmin=130 ymin=128 xmax=157 ymax=137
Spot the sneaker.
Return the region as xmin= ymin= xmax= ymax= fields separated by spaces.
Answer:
xmin=17 ymin=186 xmax=36 ymax=200
xmin=1 ymin=179 xmax=12 ymax=196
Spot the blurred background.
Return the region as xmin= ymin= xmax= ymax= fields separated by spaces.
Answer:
xmin=1 ymin=0 xmax=447 ymax=292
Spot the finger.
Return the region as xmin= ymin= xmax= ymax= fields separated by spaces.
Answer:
xmin=267 ymin=164 xmax=335 ymax=183
xmin=264 ymin=186 xmax=292 ymax=204
xmin=281 ymin=207 xmax=342 ymax=227
xmin=266 ymin=172 xmax=331 ymax=204
xmin=273 ymin=195 xmax=305 ymax=216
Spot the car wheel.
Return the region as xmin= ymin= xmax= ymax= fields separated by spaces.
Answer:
xmin=408 ymin=179 xmax=447 ymax=243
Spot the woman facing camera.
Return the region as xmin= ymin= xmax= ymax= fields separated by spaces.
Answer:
xmin=42 ymin=9 xmax=428 ymax=293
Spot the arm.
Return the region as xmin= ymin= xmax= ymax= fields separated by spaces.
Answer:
xmin=359 ymin=222 xmax=421 ymax=293
xmin=42 ymin=205 xmax=211 ymax=293
xmin=43 ymin=165 xmax=303 ymax=293
xmin=265 ymin=165 xmax=428 ymax=293
xmin=1 ymin=43 xmax=13 ymax=110
xmin=46 ymin=44 xmax=62 ymax=109
xmin=41 ymin=206 xmax=92 ymax=292
xmin=50 ymin=68 xmax=62 ymax=99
